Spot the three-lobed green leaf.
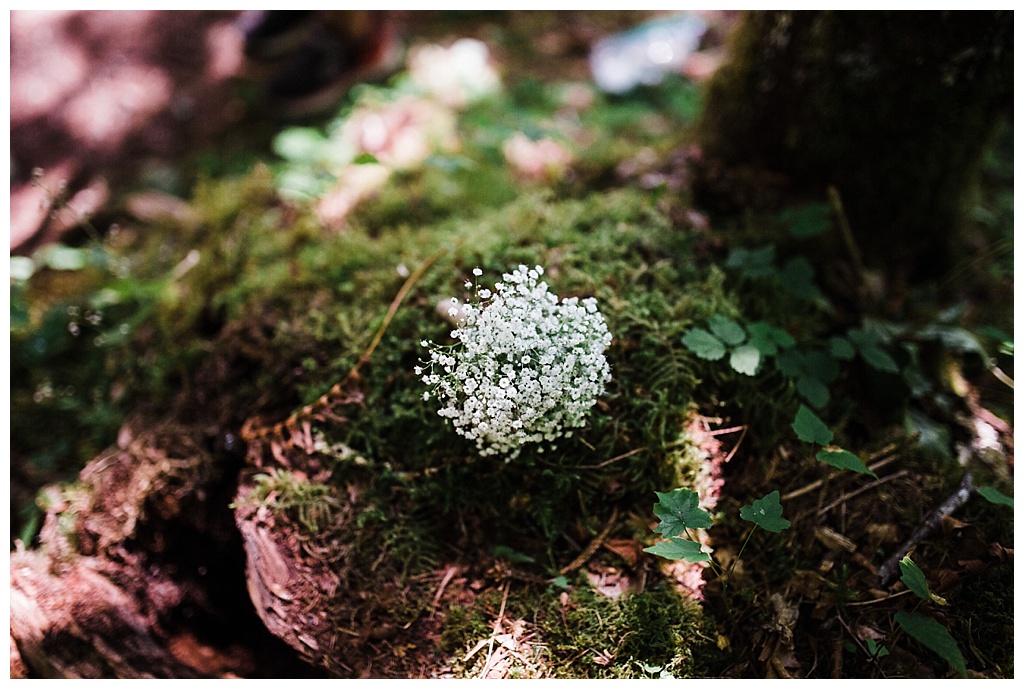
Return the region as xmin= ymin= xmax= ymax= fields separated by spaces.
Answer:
xmin=894 ymin=611 xmax=967 ymax=678
xmin=739 ymin=490 xmax=791 ymax=533
xmin=652 ymin=488 xmax=714 ymax=537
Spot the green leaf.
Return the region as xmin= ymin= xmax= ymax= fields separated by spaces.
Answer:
xmin=492 ymin=545 xmax=535 ymax=564
xmin=796 ymin=375 xmax=830 ymax=409
xmin=976 ymin=485 xmax=1014 ymax=508
xmin=353 ymin=152 xmax=381 ymax=165
xmin=779 ymin=257 xmax=820 ymax=300
xmin=894 ymin=611 xmax=967 ymax=678
xmin=550 ymin=575 xmax=570 ymax=589
xmin=899 ymin=555 xmax=946 ymax=605
xmin=775 ymin=349 xmax=804 ymax=378
xmin=747 ymin=322 xmax=795 ymax=356
xmin=905 ymin=409 xmax=953 ymax=463
xmin=739 ymin=490 xmax=791 ymax=533
xmin=816 ymin=448 xmax=877 ymax=478
xmin=860 ymin=345 xmax=900 ymax=374
xmin=865 ymin=638 xmax=890 ymax=658
xmin=726 ymin=245 xmax=776 ymax=279
xmin=829 ymin=336 xmax=856 ymax=360
xmin=730 ymin=345 xmax=761 ymax=376
xmin=845 ymin=326 xmax=878 ymax=349
xmin=792 ymin=405 xmax=834 ymax=445
xmin=708 ymin=315 xmax=746 ymax=346
xmin=682 ymin=328 xmax=726 ymax=361
xmin=643 ymin=537 xmax=710 ymax=562
xmin=652 ymin=488 xmax=714 ymax=537
xmin=802 ymin=350 xmax=840 ymax=384
xmin=779 ymin=202 xmax=832 ymax=238
xmin=272 ymin=127 xmax=328 ymax=162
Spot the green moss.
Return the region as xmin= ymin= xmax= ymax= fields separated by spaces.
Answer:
xmin=236 ymin=469 xmax=341 ymax=535
xmin=440 ymin=605 xmax=490 ymax=654
xmin=537 ymin=584 xmax=725 ymax=678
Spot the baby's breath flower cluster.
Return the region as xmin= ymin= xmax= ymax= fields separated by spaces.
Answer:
xmin=418 ymin=265 xmax=612 ymax=458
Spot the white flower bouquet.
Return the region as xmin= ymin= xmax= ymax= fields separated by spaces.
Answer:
xmin=419 ymin=265 xmax=612 ymax=458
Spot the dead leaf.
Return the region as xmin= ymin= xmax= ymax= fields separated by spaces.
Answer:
xmin=602 ymin=538 xmax=642 ymax=567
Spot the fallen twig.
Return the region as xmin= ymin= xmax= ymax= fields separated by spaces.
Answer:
xmin=559 ymin=507 xmax=619 ymax=576
xmin=876 ymin=470 xmax=975 ymax=586
xmin=565 ymin=448 xmax=645 ymax=470
xmin=722 ymin=424 xmax=748 ymax=464
xmin=431 ymin=565 xmax=460 ymax=610
xmin=816 ymin=469 xmax=911 ymax=516
xmin=478 ymin=580 xmax=511 ymax=678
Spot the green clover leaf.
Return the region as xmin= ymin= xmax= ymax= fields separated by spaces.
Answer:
xmin=652 ymin=488 xmax=714 ymax=537
xmin=747 ymin=321 xmax=795 ymax=357
xmin=682 ymin=328 xmax=726 ymax=361
xmin=730 ymin=344 xmax=761 ymax=376
xmin=739 ymin=490 xmax=791 ymax=533
xmin=708 ymin=314 xmax=747 ymax=346
xmin=643 ymin=537 xmax=710 ymax=562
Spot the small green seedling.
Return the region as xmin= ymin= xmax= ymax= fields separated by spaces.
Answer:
xmin=899 ymin=555 xmax=946 ymax=605
xmin=645 ymin=488 xmax=791 ymax=590
xmin=738 ymin=490 xmax=791 ymax=533
xmin=892 ymin=556 xmax=966 ymax=677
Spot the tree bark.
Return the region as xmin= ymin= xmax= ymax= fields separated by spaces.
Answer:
xmin=694 ymin=10 xmax=1013 ymax=278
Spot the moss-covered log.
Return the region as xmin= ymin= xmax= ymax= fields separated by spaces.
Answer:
xmin=695 ymin=10 xmax=1012 ymax=277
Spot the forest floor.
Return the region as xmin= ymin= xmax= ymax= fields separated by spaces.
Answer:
xmin=9 ymin=10 xmax=1014 ymax=679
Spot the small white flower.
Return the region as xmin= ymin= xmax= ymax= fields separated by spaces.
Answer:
xmin=473 ymin=268 xmax=483 ymax=276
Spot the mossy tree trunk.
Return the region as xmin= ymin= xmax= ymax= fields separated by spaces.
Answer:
xmin=695 ymin=10 xmax=1012 ymax=278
